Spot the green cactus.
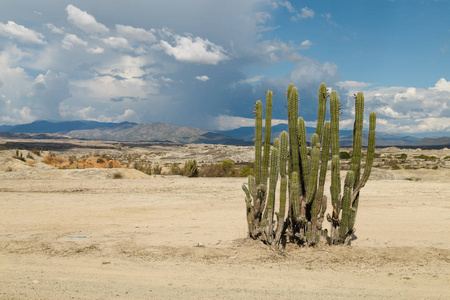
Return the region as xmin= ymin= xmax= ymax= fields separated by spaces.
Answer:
xmin=262 ymin=147 xmax=279 ymax=244
xmin=339 ymin=170 xmax=355 ymax=240
xmin=262 ymin=91 xmax=273 ymax=186
xmin=316 ymin=83 xmax=328 ymax=142
xmin=254 ymin=100 xmax=263 ymax=186
xmin=298 ymin=117 xmax=309 ymax=194
xmin=243 ymin=84 xmax=376 ymax=247
xmin=273 ymin=131 xmax=289 ymax=248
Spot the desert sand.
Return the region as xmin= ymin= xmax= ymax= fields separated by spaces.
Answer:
xmin=0 ymin=141 xmax=449 ymax=299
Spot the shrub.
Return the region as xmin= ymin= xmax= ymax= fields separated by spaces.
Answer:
xmin=396 ymin=153 xmax=407 ymax=161
xmin=339 ymin=151 xmax=351 ymax=160
xmin=170 ymin=163 xmax=183 ymax=175
xmin=13 ymin=149 xmax=25 ymax=162
xmin=200 ymin=160 xmax=238 ymax=177
xmin=239 ymin=162 xmax=254 ymax=177
xmin=112 ymin=171 xmax=123 ymax=179
xmin=390 ymin=164 xmax=401 ymax=170
xmin=184 ymin=160 xmax=199 ymax=177
xmin=31 ymin=148 xmax=41 ymax=156
xmin=153 ymin=164 xmax=162 ymax=175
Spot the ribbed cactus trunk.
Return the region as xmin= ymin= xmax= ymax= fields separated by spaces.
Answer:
xmin=243 ymin=83 xmax=376 ymax=248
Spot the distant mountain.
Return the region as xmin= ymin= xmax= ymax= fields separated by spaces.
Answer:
xmin=0 ymin=120 xmax=251 ymax=145
xmin=0 ymin=120 xmax=448 ymax=147
xmin=217 ymin=125 xmax=449 ymax=147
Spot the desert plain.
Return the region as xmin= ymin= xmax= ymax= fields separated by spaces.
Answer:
xmin=0 ymin=138 xmax=449 ymax=299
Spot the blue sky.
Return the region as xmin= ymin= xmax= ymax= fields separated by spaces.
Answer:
xmin=0 ymin=0 xmax=449 ymax=135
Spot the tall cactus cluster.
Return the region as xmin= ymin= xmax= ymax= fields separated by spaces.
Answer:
xmin=243 ymin=84 xmax=376 ymax=248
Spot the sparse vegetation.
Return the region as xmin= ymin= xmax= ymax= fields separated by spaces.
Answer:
xmin=405 ymin=177 xmax=421 ymax=181
xmin=13 ymin=149 xmax=26 ymax=162
xmin=184 ymin=159 xmax=199 ymax=177
xmin=112 ymin=171 xmax=123 ymax=179
xmin=339 ymin=151 xmax=351 ymax=160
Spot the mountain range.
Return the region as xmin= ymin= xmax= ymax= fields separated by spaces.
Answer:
xmin=0 ymin=120 xmax=449 ymax=147
xmin=0 ymin=120 xmax=252 ymax=145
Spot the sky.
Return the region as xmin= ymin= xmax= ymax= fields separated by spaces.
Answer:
xmin=0 ymin=0 xmax=449 ymax=135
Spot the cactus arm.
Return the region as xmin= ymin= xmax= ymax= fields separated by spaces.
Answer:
xmin=339 ymin=171 xmax=355 ymax=240
xmin=288 ymin=88 xmax=300 ymax=178
xmin=262 ymin=147 xmax=279 ymax=244
xmin=330 ymin=155 xmax=341 ymax=223
xmin=350 ymin=92 xmax=364 ymax=188
xmin=348 ymin=112 xmax=376 ymax=232
xmin=290 ymin=172 xmax=301 ymax=223
xmin=254 ymin=100 xmax=263 ymax=186
xmin=272 ymin=131 xmax=289 ymax=248
xmin=262 ymin=90 xmax=273 ymax=186
xmin=316 ymin=83 xmax=328 ymax=142
xmin=306 ymin=139 xmax=320 ymax=205
xmin=298 ymin=117 xmax=309 ymax=195
xmin=313 ymin=121 xmax=331 ymax=233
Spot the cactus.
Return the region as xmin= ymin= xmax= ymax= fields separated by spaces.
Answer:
xmin=273 ymin=132 xmax=288 ymax=248
xmin=261 ymin=91 xmax=273 ymax=187
xmin=243 ymin=83 xmax=376 ymax=247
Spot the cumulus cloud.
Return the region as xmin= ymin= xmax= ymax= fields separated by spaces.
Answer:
xmin=255 ymin=12 xmax=272 ymax=24
xmin=66 ymin=4 xmax=109 ymax=35
xmin=159 ymin=32 xmax=228 ymax=64
xmin=300 ymin=40 xmax=312 ymax=49
xmin=45 ymin=23 xmax=64 ymax=34
xmin=195 ymin=75 xmax=210 ymax=82
xmin=342 ymin=78 xmax=450 ymax=133
xmin=213 ymin=115 xmax=289 ymax=131
xmin=115 ymin=24 xmax=156 ymax=43
xmin=0 ymin=21 xmax=45 ymax=44
xmin=299 ymin=7 xmax=314 ymax=19
xmin=61 ymin=33 xmax=88 ymax=50
xmin=102 ymin=37 xmax=133 ymax=51
xmin=30 ymin=70 xmax=71 ymax=119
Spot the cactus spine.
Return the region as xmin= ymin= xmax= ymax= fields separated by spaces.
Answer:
xmin=243 ymin=83 xmax=376 ymax=247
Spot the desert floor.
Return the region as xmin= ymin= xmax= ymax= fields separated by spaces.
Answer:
xmin=0 ymin=142 xmax=449 ymax=299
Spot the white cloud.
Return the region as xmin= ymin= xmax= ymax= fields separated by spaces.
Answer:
xmin=87 ymin=46 xmax=104 ymax=54
xmin=61 ymin=33 xmax=88 ymax=50
xmin=116 ymin=109 xmax=140 ymax=122
xmin=159 ymin=33 xmax=228 ymax=65
xmin=102 ymin=37 xmax=133 ymax=51
xmin=0 ymin=21 xmax=45 ymax=44
xmin=45 ymin=23 xmax=64 ymax=34
xmin=336 ymin=81 xmax=372 ymax=92
xmin=432 ymin=78 xmax=450 ymax=92
xmin=195 ymin=75 xmax=210 ymax=82
xmin=212 ymin=115 xmax=289 ymax=131
xmin=300 ymin=40 xmax=312 ymax=49
xmin=66 ymin=4 xmax=109 ymax=35
xmin=347 ymin=78 xmax=450 ymax=133
xmin=240 ymin=75 xmax=265 ymax=84
xmin=255 ymin=12 xmax=271 ymax=24
xmin=299 ymin=7 xmax=314 ymax=19
xmin=115 ymin=24 xmax=156 ymax=43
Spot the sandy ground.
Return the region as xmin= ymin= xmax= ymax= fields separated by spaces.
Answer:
xmin=0 ymin=145 xmax=450 ymax=299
